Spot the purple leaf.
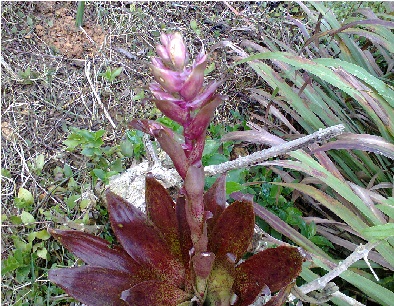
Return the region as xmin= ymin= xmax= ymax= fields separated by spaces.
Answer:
xmin=168 ymin=32 xmax=188 ymax=70
xmin=188 ymin=80 xmax=225 ymax=110
xmin=145 ymin=174 xmax=181 ymax=259
xmin=187 ymin=130 xmax=207 ymax=165
xmin=175 ymin=194 xmax=194 ymax=292
xmin=121 ymin=280 xmax=191 ymax=306
xmin=150 ymin=83 xmax=180 ymax=102
xmin=234 ymin=246 xmax=304 ymax=306
xmin=184 ymin=165 xmax=205 ymax=224
xmin=106 ymin=191 xmax=185 ymax=286
xmin=192 ymin=252 xmax=216 ymax=279
xmin=49 ymin=229 xmax=141 ymax=274
xmin=179 ymin=55 xmax=207 ymax=101
xmin=311 ymin=133 xmax=394 ymax=160
xmin=149 ymin=64 xmax=184 ymax=93
xmin=221 ymin=129 xmax=284 ymax=146
xmin=204 ymin=173 xmax=227 ymax=233
xmin=184 ymin=95 xmax=223 ymax=140
xmin=209 ymin=200 xmax=254 ymax=261
xmin=48 ymin=266 xmax=132 ymax=306
xmin=152 ymin=99 xmax=189 ymax=125
xmin=130 ymin=119 xmax=188 ymax=178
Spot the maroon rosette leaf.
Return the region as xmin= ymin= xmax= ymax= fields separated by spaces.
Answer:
xmin=233 ymin=246 xmax=304 ymax=306
xmin=107 ymin=191 xmax=185 ymax=287
xmin=145 ymin=173 xmax=181 ymax=259
xmin=208 ymin=200 xmax=255 ymax=262
xmin=121 ymin=280 xmax=192 ymax=305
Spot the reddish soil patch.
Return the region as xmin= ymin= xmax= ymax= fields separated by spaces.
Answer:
xmin=34 ymin=2 xmax=105 ymax=58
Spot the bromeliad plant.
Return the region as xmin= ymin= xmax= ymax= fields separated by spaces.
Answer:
xmin=48 ymin=32 xmax=304 ymax=305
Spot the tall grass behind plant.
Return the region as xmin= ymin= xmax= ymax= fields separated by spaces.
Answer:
xmin=219 ymin=2 xmax=394 ymax=304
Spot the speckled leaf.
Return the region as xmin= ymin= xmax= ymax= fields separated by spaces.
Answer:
xmin=49 ymin=229 xmax=141 ymax=274
xmin=121 ymin=280 xmax=191 ymax=306
xmin=209 ymin=200 xmax=254 ymax=261
xmin=175 ymin=195 xmax=193 ymax=268
xmin=48 ymin=266 xmax=132 ymax=306
xmin=145 ymin=173 xmax=181 ymax=259
xmin=233 ymin=246 xmax=303 ymax=306
xmin=106 ymin=191 xmax=185 ymax=286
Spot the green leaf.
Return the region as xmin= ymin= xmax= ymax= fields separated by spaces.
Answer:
xmin=120 ymin=140 xmax=134 ymax=157
xmin=225 ymin=181 xmax=244 ymax=195
xmin=36 ymin=248 xmax=47 ymax=259
xmin=1 ymin=168 xmax=11 ymax=178
xmin=204 ymin=62 xmax=215 ymax=76
xmin=20 ymin=211 xmax=35 ymax=224
xmin=36 ymin=230 xmax=51 ymax=240
xmin=63 ymin=164 xmax=73 ymax=177
xmin=110 ymin=158 xmax=123 ymax=173
xmin=190 ymin=19 xmax=198 ymax=31
xmin=92 ymin=169 xmax=106 ymax=180
xmin=35 ymin=154 xmax=45 ymax=172
xmin=1 ymin=256 xmax=21 ymax=275
xmin=362 ymin=223 xmax=394 ymax=240
xmin=66 ymin=195 xmax=80 ymax=209
xmin=309 ymin=236 xmax=334 ymax=249
xmin=16 ymin=187 xmax=34 ymax=207
xmin=9 ymin=215 xmax=22 ymax=225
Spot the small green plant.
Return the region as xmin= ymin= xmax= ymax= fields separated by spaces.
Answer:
xmin=99 ymin=66 xmax=123 ymax=82
xmin=63 ymin=128 xmax=121 ymax=184
xmin=75 ymin=1 xmax=85 ymax=28
xmin=18 ymin=67 xmax=39 ymax=85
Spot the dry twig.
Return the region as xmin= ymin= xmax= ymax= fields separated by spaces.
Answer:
xmin=204 ymin=124 xmax=345 ymax=176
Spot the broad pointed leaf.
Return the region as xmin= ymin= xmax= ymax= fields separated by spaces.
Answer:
xmin=48 ymin=266 xmax=132 ymax=306
xmin=204 ymin=173 xmax=227 ymax=233
xmin=175 ymin=194 xmax=193 ymax=267
xmin=130 ymin=119 xmax=188 ymax=178
xmin=312 ymin=133 xmax=394 ymax=160
xmin=209 ymin=200 xmax=254 ymax=261
xmin=192 ymin=252 xmax=216 ymax=279
xmin=149 ymin=64 xmax=183 ymax=93
xmin=179 ymin=56 xmax=207 ymax=101
xmin=145 ymin=173 xmax=181 ymax=259
xmin=188 ymin=80 xmax=224 ymax=109
xmin=153 ymin=99 xmax=188 ymax=125
xmin=187 ymin=130 xmax=207 ymax=166
xmin=234 ymin=246 xmax=303 ymax=306
xmin=184 ymin=95 xmax=223 ymax=140
xmin=49 ymin=229 xmax=141 ymax=274
xmin=121 ymin=280 xmax=191 ymax=306
xmin=175 ymin=194 xmax=194 ymax=292
xmin=106 ymin=191 xmax=185 ymax=286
